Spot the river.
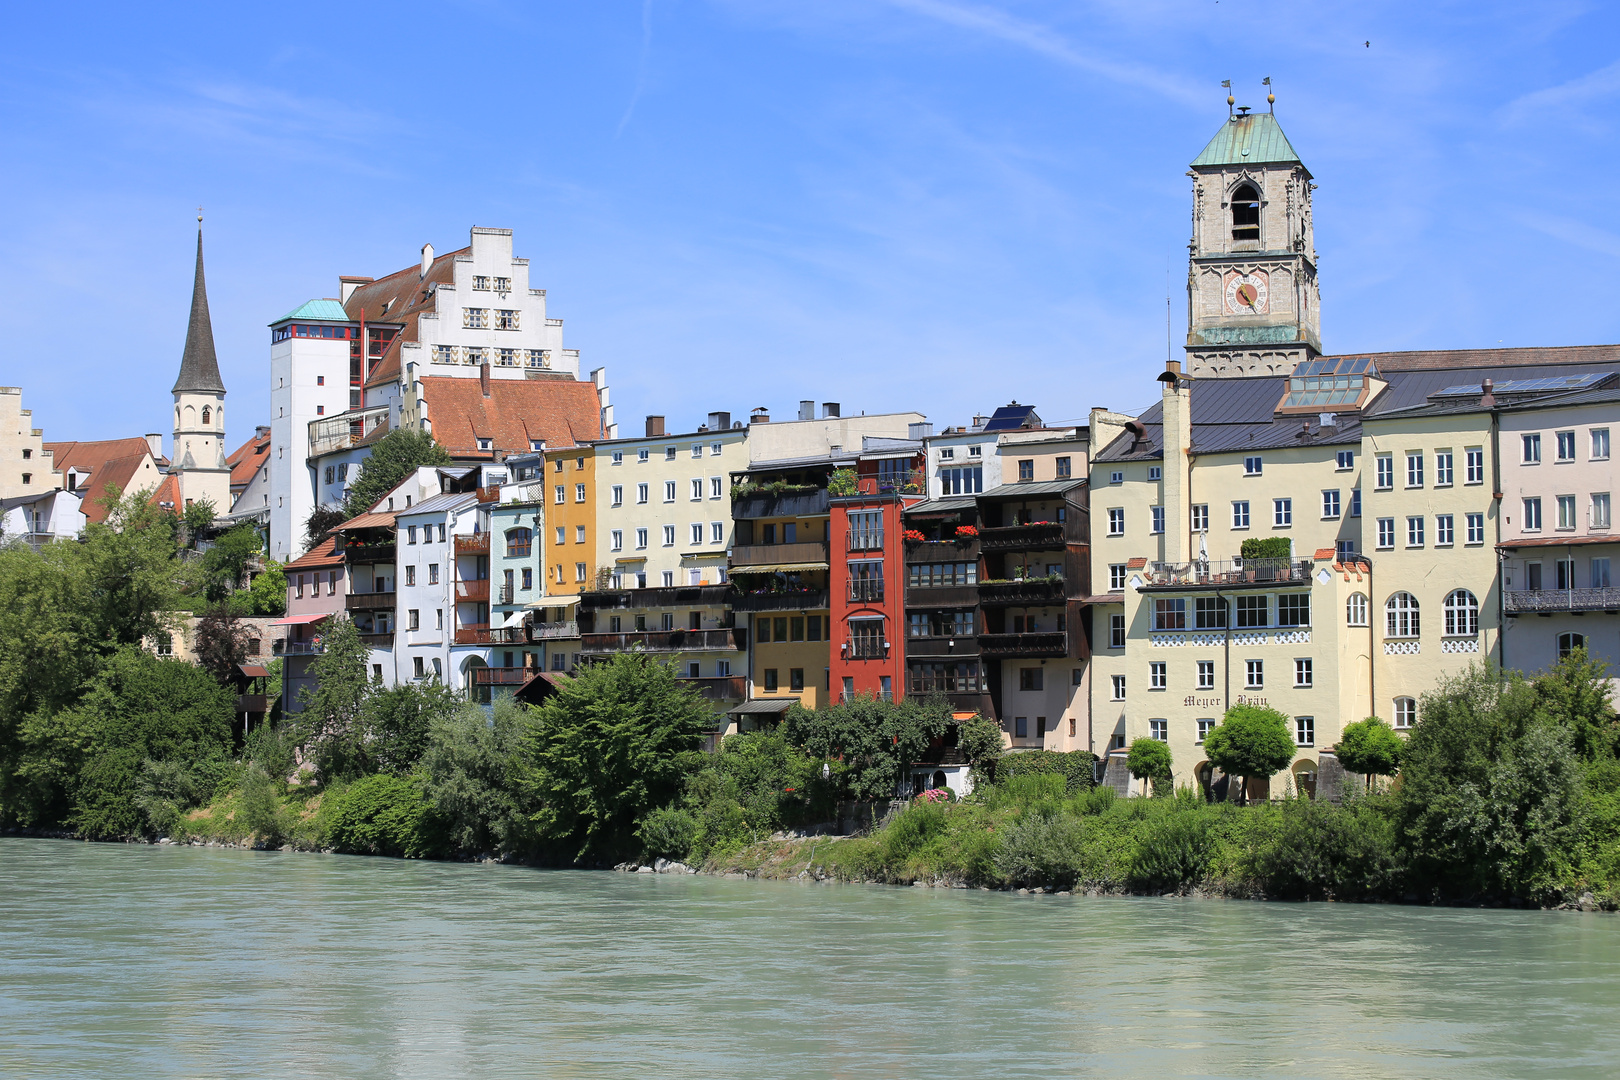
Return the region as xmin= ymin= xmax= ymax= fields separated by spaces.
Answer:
xmin=3 ymin=838 xmax=1617 ymax=1078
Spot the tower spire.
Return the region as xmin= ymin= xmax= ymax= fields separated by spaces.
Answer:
xmin=172 ymin=223 xmax=226 ymax=394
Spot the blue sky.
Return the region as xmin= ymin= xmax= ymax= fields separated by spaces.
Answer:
xmin=4 ymin=2 xmax=1618 ymax=449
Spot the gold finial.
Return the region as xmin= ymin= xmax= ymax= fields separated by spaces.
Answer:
xmin=1263 ymin=76 xmax=1274 ymax=111
xmin=197 ymin=206 xmax=204 ymax=224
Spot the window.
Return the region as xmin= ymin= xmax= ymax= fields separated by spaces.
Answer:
xmin=325 ymin=466 xmax=335 ymax=485
xmin=908 ymin=562 xmax=977 ymax=587
xmin=789 ymin=668 xmax=805 ymax=692
xmin=1407 ymin=516 xmax=1425 ymax=547
xmin=1350 ymin=489 xmax=1361 ymax=518
xmin=1147 ymin=661 xmax=1166 ymax=690
xmin=1336 ymin=450 xmax=1354 ymax=471
xmin=1020 ymin=667 xmax=1044 ymax=691
xmin=554 ymin=485 xmax=565 ymax=505
xmin=1232 ymin=500 xmax=1250 ymax=529
xmin=763 ymin=669 xmax=778 ymax=692
xmin=1294 ymin=659 xmax=1313 ymax=689
xmin=611 ymin=484 xmax=623 ymax=506
xmin=1018 ymin=459 xmax=1035 ymax=481
xmin=1191 ymin=504 xmax=1209 ymax=532
xmin=1375 ymin=455 xmax=1394 ymax=489
xmin=939 ymin=447 xmax=955 ymax=462
xmin=665 ymin=447 xmax=676 ymax=461
xmin=1434 ymin=451 xmax=1454 ymax=487
xmin=712 ymin=443 xmax=724 ymax=456
xmin=1406 ymin=452 xmax=1424 ymax=488
xmin=636 ymin=483 xmax=648 ymax=504
xmin=1245 ymin=660 xmax=1263 ymax=690
xmin=406 ymin=524 xmax=417 ymax=544
xmin=663 ymin=525 xmax=675 ymax=546
xmin=408 ymin=609 xmax=420 ymax=631
xmin=939 ymin=466 xmax=984 ymax=495
xmin=691 ymin=479 xmax=703 ymax=500
xmin=1554 ymin=494 xmax=1577 ymax=530
xmin=1107 ymin=508 xmax=1124 ymax=536
xmin=555 ymin=526 xmax=566 ymax=546
xmin=1149 ymin=719 xmax=1168 ymax=742
xmin=1593 ymin=493 xmax=1612 ymax=529
xmin=575 ymin=525 xmax=586 ymax=544
xmin=1110 ymin=471 xmax=1123 ymax=485
xmin=1376 ymin=517 xmax=1395 ymax=548
xmin=1322 ymin=490 xmax=1340 ymax=518
xmin=1111 ymin=675 xmax=1126 ymax=700
xmin=1235 ymin=595 xmax=1268 ymax=628
xmin=1151 ymin=506 xmax=1165 ymax=534
xmin=711 ymin=522 xmax=724 ymax=543
xmin=1464 ymin=447 xmax=1485 ymax=484
xmin=472 ymin=275 xmax=489 ymax=291
xmin=690 ymin=523 xmax=704 ymax=545
xmin=1153 ymin=598 xmax=1186 ymax=631
xmin=1394 ymin=698 xmax=1416 ymax=730
xmin=405 ymin=566 xmax=416 ymax=586
xmin=1444 ymin=589 xmax=1479 ymax=637
xmin=428 ymin=564 xmax=438 ymax=584
xmin=638 ymin=449 xmax=650 ymax=463
xmin=575 ymin=484 xmax=586 ymax=503
xmin=1554 ymin=430 xmax=1577 ymax=462
xmin=1197 ymin=660 xmax=1215 ymax=690
xmin=1244 ymin=455 xmax=1263 ymax=476
xmin=1385 ymin=592 xmax=1420 ymax=637
xmin=1231 ymin=182 xmax=1261 ymax=240
xmin=664 ymin=481 xmax=676 ymax=502
xmin=1336 ymin=539 xmax=1356 ymax=562
xmin=1466 ymin=512 xmax=1485 ymax=544
xmin=1198 ymin=718 xmax=1216 ymax=742
xmin=635 ymin=528 xmax=648 ymax=549
xmin=1523 ymin=497 xmax=1543 ymax=532
xmin=1277 ymin=594 xmax=1310 ymax=627
xmin=710 ymin=477 xmax=723 ymax=498
xmin=1295 ymin=716 xmax=1315 ymax=745
xmin=1347 ymin=592 xmax=1369 ymax=626
xmin=1559 ymin=632 xmax=1587 ymax=660
xmin=1592 ymin=429 xmax=1611 ymax=461
xmin=1522 ymin=433 xmax=1541 ymax=464
xmin=690 ymin=444 xmax=703 ymax=460
xmin=611 ymin=451 xmax=624 ymax=466
xmin=1108 ymin=614 xmax=1126 ymax=649
xmin=1055 ymin=456 xmax=1071 ymax=478
xmin=1148 ymin=466 xmax=1163 ymax=482
xmin=463 ymin=308 xmax=488 ymax=329
xmin=522 ymin=567 xmax=533 ymax=590
xmin=1100 ymin=564 xmax=1125 ymax=592
xmin=1274 ymin=498 xmax=1292 ymax=527
xmin=1195 ymin=596 xmax=1227 ymax=629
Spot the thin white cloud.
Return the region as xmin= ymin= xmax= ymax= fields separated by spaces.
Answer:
xmin=617 ymin=0 xmax=657 ymax=138
xmin=880 ymin=0 xmax=1203 ymax=106
xmin=1500 ymin=57 xmax=1620 ymax=126
xmin=1514 ymin=209 xmax=1620 ymax=259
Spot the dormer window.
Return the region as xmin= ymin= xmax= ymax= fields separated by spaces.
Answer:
xmin=1231 ymin=183 xmax=1261 ymax=242
xmin=478 ymin=438 xmax=493 ymax=451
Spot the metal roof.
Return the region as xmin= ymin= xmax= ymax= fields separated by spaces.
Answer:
xmin=173 ymin=230 xmax=225 ymax=394
xmin=983 ymin=404 xmax=1042 ymax=432
xmin=274 ymin=299 xmax=351 ymax=324
xmin=729 ymin=698 xmax=797 ymax=716
xmin=1190 ymin=112 xmax=1304 ymax=169
xmin=398 ymin=491 xmax=477 ymax=517
xmin=904 ymin=496 xmax=977 ymax=516
xmin=979 ymin=479 xmax=1087 ymax=499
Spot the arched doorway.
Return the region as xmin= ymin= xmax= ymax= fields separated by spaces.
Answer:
xmin=462 ymin=655 xmax=490 ymax=704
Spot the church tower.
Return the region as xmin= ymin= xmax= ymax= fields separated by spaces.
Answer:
xmin=170 ymin=223 xmax=232 ymax=512
xmin=1184 ymin=98 xmax=1321 ymax=377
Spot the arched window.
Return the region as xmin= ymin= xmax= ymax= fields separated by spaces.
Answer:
xmin=1231 ymin=183 xmax=1261 ymax=242
xmin=201 ymin=406 xmax=211 ymax=426
xmin=1393 ymin=697 xmax=1417 ymax=729
xmin=1443 ymin=589 xmax=1479 ymax=637
xmin=1346 ymin=593 xmax=1369 ymax=627
xmin=505 ymin=527 xmax=532 ymax=558
xmin=1558 ymin=632 xmax=1586 ymax=660
xmin=1385 ymin=592 xmax=1420 ymax=638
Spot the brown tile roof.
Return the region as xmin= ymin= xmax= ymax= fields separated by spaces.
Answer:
xmin=226 ymin=430 xmax=271 ymax=492
xmin=1498 ymin=535 xmax=1620 ymax=550
xmin=344 ymin=247 xmax=470 ymax=389
xmin=286 ymin=535 xmax=343 ymax=569
xmin=149 ymin=472 xmax=181 ymax=511
xmin=1343 ymin=344 xmax=1620 ymax=372
xmin=420 ymin=376 xmax=602 ymax=457
xmin=43 ymin=438 xmax=162 ymax=524
xmin=1313 ymin=547 xmax=1337 ymax=561
xmin=1126 ymin=557 xmax=1148 ymax=570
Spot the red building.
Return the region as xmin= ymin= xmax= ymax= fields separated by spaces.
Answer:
xmin=827 ymin=442 xmax=924 ymax=702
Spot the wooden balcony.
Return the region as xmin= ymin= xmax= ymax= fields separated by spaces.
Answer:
xmin=580 ymin=628 xmax=743 ymax=653
xmin=679 ymin=675 xmax=748 ymax=701
xmin=978 ymin=522 xmax=1066 ymax=551
xmin=904 ymin=583 xmax=979 ymax=608
xmin=455 ymin=533 xmax=491 ymax=554
xmin=978 ymin=631 xmax=1069 ymax=657
xmin=579 ymin=584 xmax=732 ymax=611
xmin=528 ymin=620 xmax=580 ymax=640
xmin=977 ymin=578 xmax=1066 ymax=605
xmin=343 ymin=542 xmax=395 ymax=565
xmin=359 ymin=632 xmax=395 ymax=646
xmin=904 ymin=637 xmax=979 ymax=657
xmin=345 ymin=590 xmax=396 ymax=611
xmin=729 ymin=541 xmax=829 ymax=570
xmin=456 ymin=578 xmax=490 ymax=602
xmin=471 ymin=666 xmax=532 ymax=686
xmin=732 ymin=489 xmax=830 ymax=521
xmin=731 ymin=588 xmax=829 ymax=612
xmin=454 ymin=624 xmax=494 ymax=645
xmin=903 ymin=538 xmax=978 ymax=561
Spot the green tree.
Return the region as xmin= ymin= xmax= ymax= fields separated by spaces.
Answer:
xmin=193 ymin=603 xmax=251 ymax=685
xmin=1535 ymin=647 xmax=1616 ymax=761
xmin=199 ymin=524 xmax=263 ymax=603
xmin=1202 ymin=704 xmax=1297 ymax=804
xmin=1127 ymin=736 xmax=1174 ymax=796
xmin=79 ymin=485 xmax=186 ymax=649
xmin=247 ymin=560 xmax=287 ymax=617
xmin=362 ymin=681 xmax=462 ymax=775
xmin=294 ymin=617 xmax=374 ymax=780
xmin=784 ymin=694 xmax=950 ymax=802
xmin=305 ymin=505 xmax=349 ymax=550
xmin=958 ymin=714 xmax=1004 ymax=784
xmin=343 ymin=429 xmax=451 ymax=517
xmin=523 ymin=653 xmax=714 ymax=859
xmin=419 ymin=697 xmax=534 ymax=855
xmin=181 ymin=498 xmax=218 ymax=540
xmin=1336 ymin=715 xmax=1403 ymax=792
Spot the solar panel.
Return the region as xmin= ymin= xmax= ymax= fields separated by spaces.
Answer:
xmin=1291 ymin=356 xmax=1377 ymax=379
xmin=1431 ymin=372 xmax=1614 ymax=399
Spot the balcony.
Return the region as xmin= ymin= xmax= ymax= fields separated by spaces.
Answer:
xmin=846 ymin=530 xmax=886 ymax=553
xmin=497 ymin=584 xmax=516 ymax=604
xmin=454 ymin=624 xmax=495 ymax=645
xmin=1142 ymin=558 xmax=1313 ymax=589
xmin=471 ymin=667 xmax=532 ymax=687
xmin=455 ymin=533 xmax=491 ymax=555
xmin=359 ymin=631 xmax=395 ymax=646
xmin=977 ymin=578 xmax=1066 ymax=605
xmin=580 ymin=584 xmax=733 ymax=611
xmin=730 ymin=541 xmax=829 ymax=570
xmin=979 ymin=522 xmax=1066 ymax=551
xmin=580 ymin=628 xmax=743 ymax=654
xmin=679 ymin=675 xmax=748 ymax=701
xmin=273 ymin=640 xmax=325 ymax=656
xmin=904 ymin=583 xmax=980 ymax=608
xmin=732 ymin=489 xmax=830 ymax=521
xmin=904 ymin=538 xmax=977 ymax=561
xmin=904 ymin=636 xmax=979 ymax=657
xmin=732 ymin=588 xmax=829 ymax=612
xmin=309 ymin=404 xmax=389 ymax=458
xmin=1506 ymin=587 xmax=1620 ymax=613
xmin=456 ymin=578 xmax=490 ymax=602
xmin=345 ymin=590 xmax=396 ymax=612
xmin=978 ymin=631 xmax=1069 ymax=658
xmin=528 ymin=620 xmax=580 ymax=640
xmin=847 ymin=579 xmax=886 ymax=603
xmin=843 ymin=638 xmax=889 ymax=660
xmin=343 ymin=542 xmax=395 ymax=565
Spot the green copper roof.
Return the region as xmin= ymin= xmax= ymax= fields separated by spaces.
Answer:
xmin=1190 ymin=112 xmax=1302 ymax=169
xmin=273 ymin=298 xmax=350 ymax=324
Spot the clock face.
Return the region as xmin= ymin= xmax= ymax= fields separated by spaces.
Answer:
xmin=1225 ymin=271 xmax=1269 ymax=314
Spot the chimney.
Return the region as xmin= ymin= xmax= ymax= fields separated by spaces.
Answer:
xmin=708 ymin=411 xmax=731 ymax=431
xmin=1319 ymin=412 xmax=1337 ymax=428
xmin=822 ymin=402 xmax=840 ymax=418
xmin=419 ymin=243 xmax=434 ymax=279
xmin=971 ymin=413 xmax=988 ymax=431
xmin=799 ymin=400 xmax=815 ymax=421
xmin=1481 ymin=379 xmax=1496 ymax=408
xmin=480 ymin=362 xmax=491 ymax=398
xmin=645 ymin=415 xmax=665 ymax=438
xmin=908 ymin=422 xmax=934 ymax=440
xmin=339 ymin=275 xmax=373 ymax=304
xmin=145 ymin=433 xmax=163 ymax=459
xmin=1090 ymin=408 xmax=1131 ymax=459
xmin=256 ymin=425 xmax=271 ymax=439
xmin=1159 ymin=360 xmax=1192 ymax=565
xmin=750 ymin=407 xmax=770 ymax=424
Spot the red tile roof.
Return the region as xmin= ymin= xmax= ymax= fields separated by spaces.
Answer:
xmin=226 ymin=430 xmax=271 ymax=493
xmin=1125 ymin=557 xmax=1148 ymax=570
xmin=420 ymin=375 xmax=602 ymax=456
xmin=149 ymin=472 xmax=181 ymax=511
xmin=286 ymin=535 xmax=343 ymax=570
xmin=1313 ymin=548 xmax=1337 ymax=561
xmin=343 ymin=247 xmax=470 ymax=389
xmin=43 ymin=438 xmax=163 ymax=524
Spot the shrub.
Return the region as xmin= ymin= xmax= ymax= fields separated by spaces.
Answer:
xmin=1129 ymin=810 xmax=1213 ymax=891
xmin=1246 ymin=796 xmax=1400 ymax=900
xmin=1073 ymin=785 xmax=1117 ymax=815
xmin=238 ymin=767 xmax=290 ymax=846
xmin=1240 ymin=537 xmax=1292 ymax=561
xmin=1202 ymin=704 xmax=1296 ymax=802
xmin=324 ymin=773 xmax=429 ymax=857
xmin=996 ymin=749 xmax=1097 ymax=793
xmin=878 ymin=801 xmax=948 ymax=865
xmin=1336 ymin=716 xmax=1402 ymax=791
xmin=993 ymin=811 xmax=1086 ymax=888
xmin=1126 ymin=738 xmax=1174 ymax=796
xmin=958 ymin=715 xmax=1004 ymax=784
xmin=638 ymin=806 xmax=699 ymax=861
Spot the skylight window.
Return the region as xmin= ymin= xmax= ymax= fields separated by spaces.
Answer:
xmin=1277 ymin=357 xmax=1378 ymax=412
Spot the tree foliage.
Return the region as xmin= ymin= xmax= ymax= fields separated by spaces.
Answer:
xmin=294 ymin=616 xmax=374 ymax=780
xmin=1127 ymin=737 xmax=1174 ymax=796
xmin=193 ymin=603 xmax=251 ymax=685
xmin=1203 ymin=704 xmax=1296 ymax=802
xmin=181 ymin=498 xmax=218 ymax=539
xmin=958 ymin=714 xmax=1004 ymax=783
xmin=1336 ymin=716 xmax=1403 ymax=790
xmin=419 ymin=697 xmax=534 ymax=856
xmin=342 ymin=429 xmax=451 ymax=518
xmin=199 ymin=524 xmax=263 ymax=603
xmin=305 ymin=505 xmax=349 ymax=551
xmin=784 ymin=693 xmax=951 ymax=802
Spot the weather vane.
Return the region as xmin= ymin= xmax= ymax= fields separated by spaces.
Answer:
xmin=197 ymin=206 xmax=204 ymax=224
xmin=1222 ymin=79 xmax=1233 ymax=116
xmin=1263 ymin=77 xmax=1274 ymax=113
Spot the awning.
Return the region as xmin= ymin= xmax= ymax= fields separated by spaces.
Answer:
xmin=681 ymin=551 xmax=728 ymax=560
xmin=239 ymin=664 xmax=271 ymax=678
xmin=268 ymin=612 xmax=331 ymax=626
xmin=614 ymin=556 xmax=647 ymax=564
xmin=729 ymin=561 xmax=829 ymax=573
xmin=524 ymin=595 xmax=582 ymax=609
xmin=729 ymin=698 xmax=797 ymax=716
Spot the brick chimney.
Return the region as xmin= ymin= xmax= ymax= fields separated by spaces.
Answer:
xmin=646 ymin=415 xmax=665 ymax=437
xmin=480 ymin=362 xmax=491 ymax=398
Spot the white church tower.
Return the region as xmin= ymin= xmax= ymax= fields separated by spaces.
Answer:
xmin=170 ymin=221 xmax=233 ymax=511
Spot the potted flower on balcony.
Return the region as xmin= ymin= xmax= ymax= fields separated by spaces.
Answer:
xmin=902 ymin=528 xmax=927 ymax=544
xmin=828 ymin=468 xmax=858 ymax=496
xmin=954 ymin=524 xmax=978 ymax=539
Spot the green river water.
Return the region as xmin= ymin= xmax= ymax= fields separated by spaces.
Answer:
xmin=3 ymin=837 xmax=1618 ymax=1078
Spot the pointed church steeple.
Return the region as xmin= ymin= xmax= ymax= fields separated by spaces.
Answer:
xmin=173 ymin=226 xmax=226 ymax=394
